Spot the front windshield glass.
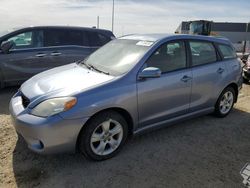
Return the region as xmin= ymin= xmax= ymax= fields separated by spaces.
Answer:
xmin=83 ymin=39 xmax=152 ymax=76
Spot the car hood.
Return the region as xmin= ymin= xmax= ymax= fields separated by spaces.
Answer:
xmin=20 ymin=63 xmax=115 ymax=104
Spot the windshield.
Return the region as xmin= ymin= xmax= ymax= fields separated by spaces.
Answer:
xmin=83 ymin=39 xmax=152 ymax=76
xmin=190 ymin=22 xmax=204 ymax=35
xmin=189 ymin=21 xmax=211 ymax=35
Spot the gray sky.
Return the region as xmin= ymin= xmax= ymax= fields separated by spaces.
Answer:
xmin=1 ymin=0 xmax=250 ymax=36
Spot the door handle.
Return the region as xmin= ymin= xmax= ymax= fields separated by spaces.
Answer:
xmin=217 ymin=68 xmax=225 ymax=74
xmin=51 ymin=52 xmax=62 ymax=56
xmin=36 ymin=53 xmax=46 ymax=57
xmin=181 ymin=75 xmax=192 ymax=82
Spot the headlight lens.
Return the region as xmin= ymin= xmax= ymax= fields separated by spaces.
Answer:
xmin=31 ymin=97 xmax=77 ymax=117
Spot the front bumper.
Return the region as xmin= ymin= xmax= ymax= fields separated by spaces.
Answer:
xmin=9 ymin=95 xmax=89 ymax=154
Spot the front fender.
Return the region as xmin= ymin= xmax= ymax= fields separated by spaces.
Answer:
xmin=59 ymin=81 xmax=138 ymax=127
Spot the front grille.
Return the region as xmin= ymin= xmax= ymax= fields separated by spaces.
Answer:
xmin=21 ymin=93 xmax=30 ymax=108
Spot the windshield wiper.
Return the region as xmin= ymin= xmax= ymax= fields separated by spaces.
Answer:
xmin=80 ymin=61 xmax=91 ymax=69
xmin=88 ymin=64 xmax=110 ymax=75
xmin=80 ymin=61 xmax=109 ymax=75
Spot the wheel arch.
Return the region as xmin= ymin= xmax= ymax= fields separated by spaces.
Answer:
xmin=75 ymin=107 xmax=134 ymax=152
xmin=216 ymin=82 xmax=238 ymax=105
xmin=225 ymin=82 xmax=239 ymax=103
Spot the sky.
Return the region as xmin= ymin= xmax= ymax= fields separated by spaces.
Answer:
xmin=0 ymin=0 xmax=250 ymax=37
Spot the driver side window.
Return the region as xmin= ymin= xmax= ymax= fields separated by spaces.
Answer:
xmin=7 ymin=31 xmax=33 ymax=49
xmin=146 ymin=41 xmax=187 ymax=73
xmin=6 ymin=30 xmax=43 ymax=50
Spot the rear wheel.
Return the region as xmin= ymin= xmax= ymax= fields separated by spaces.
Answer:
xmin=79 ymin=111 xmax=128 ymax=161
xmin=214 ymin=87 xmax=235 ymax=117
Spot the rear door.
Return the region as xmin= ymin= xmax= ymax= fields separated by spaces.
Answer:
xmin=43 ymin=28 xmax=91 ymax=67
xmin=188 ymin=40 xmax=227 ymax=112
xmin=137 ymin=40 xmax=192 ymax=127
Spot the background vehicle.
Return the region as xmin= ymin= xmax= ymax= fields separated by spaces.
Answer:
xmin=175 ymin=20 xmax=250 ymax=58
xmin=10 ymin=34 xmax=242 ymax=161
xmin=0 ymin=26 xmax=115 ymax=88
xmin=243 ymin=55 xmax=250 ymax=82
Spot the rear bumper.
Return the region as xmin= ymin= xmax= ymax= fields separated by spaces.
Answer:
xmin=243 ymin=68 xmax=250 ymax=80
xmin=9 ymin=95 xmax=89 ymax=154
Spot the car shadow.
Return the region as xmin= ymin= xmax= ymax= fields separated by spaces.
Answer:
xmin=244 ymin=81 xmax=250 ymax=86
xmin=12 ymin=108 xmax=250 ymax=188
xmin=0 ymin=86 xmax=19 ymax=115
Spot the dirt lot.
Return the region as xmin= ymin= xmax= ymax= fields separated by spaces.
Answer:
xmin=0 ymin=85 xmax=250 ymax=188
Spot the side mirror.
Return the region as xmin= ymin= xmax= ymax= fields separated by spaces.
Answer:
xmin=1 ymin=41 xmax=14 ymax=54
xmin=138 ymin=67 xmax=161 ymax=79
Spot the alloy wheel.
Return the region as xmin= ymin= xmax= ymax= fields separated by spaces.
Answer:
xmin=219 ymin=91 xmax=234 ymax=115
xmin=90 ymin=119 xmax=123 ymax=156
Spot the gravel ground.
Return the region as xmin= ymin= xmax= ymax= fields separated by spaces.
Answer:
xmin=0 ymin=84 xmax=250 ymax=188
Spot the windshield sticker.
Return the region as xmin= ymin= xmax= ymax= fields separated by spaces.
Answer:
xmin=136 ymin=41 xmax=154 ymax=47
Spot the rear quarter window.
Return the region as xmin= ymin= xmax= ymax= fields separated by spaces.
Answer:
xmin=218 ymin=44 xmax=237 ymax=59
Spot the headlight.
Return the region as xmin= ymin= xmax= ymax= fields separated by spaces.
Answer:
xmin=31 ymin=97 xmax=77 ymax=117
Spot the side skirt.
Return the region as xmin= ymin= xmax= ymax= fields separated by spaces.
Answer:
xmin=133 ymin=107 xmax=214 ymax=136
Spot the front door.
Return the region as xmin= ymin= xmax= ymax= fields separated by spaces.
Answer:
xmin=137 ymin=40 xmax=192 ymax=127
xmin=0 ymin=30 xmax=50 ymax=83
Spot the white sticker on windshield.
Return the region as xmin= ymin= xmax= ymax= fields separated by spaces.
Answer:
xmin=136 ymin=41 xmax=154 ymax=47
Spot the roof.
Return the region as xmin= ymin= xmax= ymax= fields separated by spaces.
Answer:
xmin=0 ymin=25 xmax=114 ymax=39
xmin=120 ymin=34 xmax=172 ymax=42
xmin=25 ymin=25 xmax=113 ymax=33
xmin=120 ymin=33 xmax=231 ymax=44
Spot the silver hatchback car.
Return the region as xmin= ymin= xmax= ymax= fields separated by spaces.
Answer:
xmin=10 ymin=34 xmax=242 ymax=160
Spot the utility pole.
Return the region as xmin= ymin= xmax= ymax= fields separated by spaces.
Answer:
xmin=244 ymin=22 xmax=249 ymax=54
xmin=112 ymin=0 xmax=115 ymax=33
xmin=97 ymin=16 xmax=99 ymax=29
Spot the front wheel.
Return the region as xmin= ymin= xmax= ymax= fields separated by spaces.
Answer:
xmin=79 ymin=111 xmax=128 ymax=161
xmin=214 ymin=87 xmax=236 ymax=118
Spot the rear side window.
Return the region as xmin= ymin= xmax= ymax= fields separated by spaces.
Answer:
xmin=44 ymin=29 xmax=88 ymax=47
xmin=218 ymin=44 xmax=237 ymax=59
xmin=87 ymin=32 xmax=110 ymax=47
xmin=189 ymin=41 xmax=217 ymax=66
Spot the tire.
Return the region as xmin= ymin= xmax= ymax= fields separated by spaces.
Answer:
xmin=214 ymin=87 xmax=236 ymax=118
xmin=79 ymin=111 xmax=128 ymax=161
